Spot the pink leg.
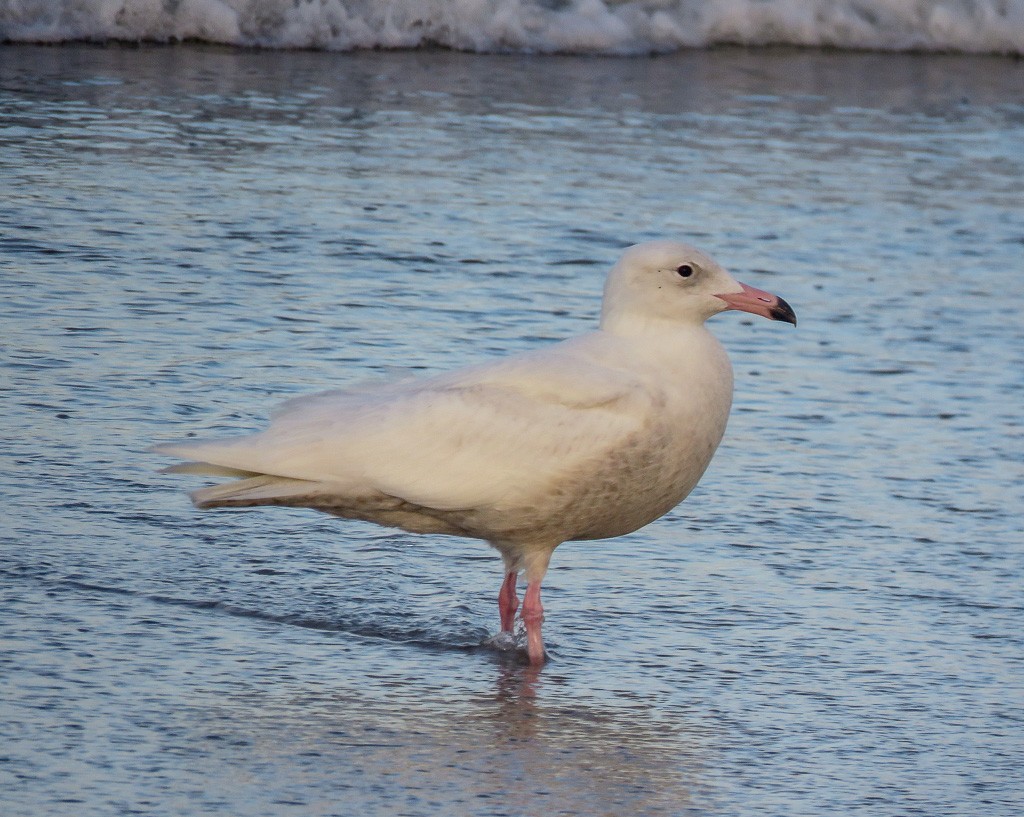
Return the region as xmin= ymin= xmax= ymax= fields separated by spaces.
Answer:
xmin=521 ymin=581 xmax=545 ymax=666
xmin=498 ymin=570 xmax=519 ymax=633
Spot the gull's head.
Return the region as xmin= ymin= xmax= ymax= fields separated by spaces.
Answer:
xmin=600 ymin=240 xmax=796 ymax=334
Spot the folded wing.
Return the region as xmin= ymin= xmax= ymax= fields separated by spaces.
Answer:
xmin=154 ymin=338 xmax=654 ymax=513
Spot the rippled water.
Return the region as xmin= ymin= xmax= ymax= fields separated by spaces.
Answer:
xmin=2 ymin=44 xmax=1023 ymax=816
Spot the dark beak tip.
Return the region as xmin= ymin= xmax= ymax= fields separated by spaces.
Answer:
xmin=771 ymin=297 xmax=797 ymax=327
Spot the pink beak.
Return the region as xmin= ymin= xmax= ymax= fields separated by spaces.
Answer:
xmin=716 ymin=282 xmax=797 ymax=326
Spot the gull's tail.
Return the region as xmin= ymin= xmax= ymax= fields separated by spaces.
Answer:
xmin=154 ymin=442 xmax=322 ymax=509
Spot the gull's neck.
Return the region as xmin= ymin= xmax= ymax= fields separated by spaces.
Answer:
xmin=598 ymin=308 xmax=709 ymax=340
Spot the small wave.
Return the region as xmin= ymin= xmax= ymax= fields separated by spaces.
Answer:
xmin=28 ymin=572 xmax=497 ymax=654
xmin=2 ymin=0 xmax=1022 ymax=55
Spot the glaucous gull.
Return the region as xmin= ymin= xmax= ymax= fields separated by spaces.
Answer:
xmin=155 ymin=241 xmax=796 ymax=664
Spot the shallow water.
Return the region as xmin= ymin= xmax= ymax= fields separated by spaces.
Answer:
xmin=2 ymin=44 xmax=1023 ymax=816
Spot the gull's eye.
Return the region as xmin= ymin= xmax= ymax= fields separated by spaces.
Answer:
xmin=676 ymin=264 xmax=694 ymax=278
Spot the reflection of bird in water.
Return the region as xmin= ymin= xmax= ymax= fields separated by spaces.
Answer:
xmin=215 ymin=668 xmax=706 ymax=816
xmin=156 ymin=241 xmax=795 ymax=664
xmin=495 ymin=660 xmax=543 ymax=703
xmin=484 ymin=661 xmax=704 ymax=815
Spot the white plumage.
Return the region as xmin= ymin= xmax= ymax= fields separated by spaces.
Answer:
xmin=156 ymin=240 xmax=795 ymax=664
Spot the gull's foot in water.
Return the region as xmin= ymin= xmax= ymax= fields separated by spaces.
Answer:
xmin=483 ymin=630 xmax=520 ymax=653
xmin=483 ymin=630 xmax=549 ymax=665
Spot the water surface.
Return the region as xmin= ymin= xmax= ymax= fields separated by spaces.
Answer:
xmin=1 ymin=44 xmax=1023 ymax=816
